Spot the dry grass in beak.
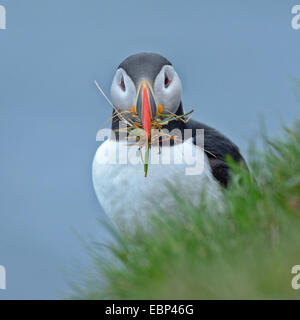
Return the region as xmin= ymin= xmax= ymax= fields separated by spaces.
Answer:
xmin=94 ymin=80 xmax=214 ymax=177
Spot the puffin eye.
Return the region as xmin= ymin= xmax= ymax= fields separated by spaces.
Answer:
xmin=120 ymin=76 xmax=126 ymax=91
xmin=164 ymin=74 xmax=171 ymax=88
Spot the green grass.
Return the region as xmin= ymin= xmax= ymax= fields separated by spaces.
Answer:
xmin=73 ymin=120 xmax=300 ymax=300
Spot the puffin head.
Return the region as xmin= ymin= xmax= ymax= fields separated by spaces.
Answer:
xmin=110 ymin=52 xmax=182 ymax=136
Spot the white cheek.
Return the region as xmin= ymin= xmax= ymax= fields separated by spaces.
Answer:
xmin=110 ymin=77 xmax=136 ymax=110
xmin=155 ymin=78 xmax=182 ymax=113
xmin=166 ymin=80 xmax=182 ymax=112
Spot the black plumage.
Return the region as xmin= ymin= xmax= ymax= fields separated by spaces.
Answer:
xmin=161 ymin=103 xmax=245 ymax=187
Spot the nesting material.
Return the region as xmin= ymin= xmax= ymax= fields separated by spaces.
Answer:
xmin=95 ymin=80 xmax=194 ymax=177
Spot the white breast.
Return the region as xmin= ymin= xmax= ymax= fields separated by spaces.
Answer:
xmin=92 ymin=138 xmax=221 ymax=230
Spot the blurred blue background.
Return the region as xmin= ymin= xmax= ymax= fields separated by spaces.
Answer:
xmin=0 ymin=0 xmax=300 ymax=299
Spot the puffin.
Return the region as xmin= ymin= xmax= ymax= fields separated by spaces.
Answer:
xmin=92 ymin=53 xmax=245 ymax=230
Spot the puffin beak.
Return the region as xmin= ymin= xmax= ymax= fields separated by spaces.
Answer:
xmin=136 ymin=81 xmax=157 ymax=141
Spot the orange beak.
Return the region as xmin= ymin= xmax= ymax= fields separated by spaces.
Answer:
xmin=142 ymin=85 xmax=152 ymax=141
xmin=136 ymin=81 xmax=157 ymax=142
